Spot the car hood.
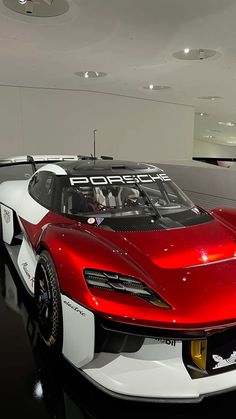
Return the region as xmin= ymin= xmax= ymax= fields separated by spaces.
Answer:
xmin=42 ymin=215 xmax=236 ymax=329
xmin=89 ymin=218 xmax=236 ymax=328
xmin=96 ymin=218 xmax=236 ymax=270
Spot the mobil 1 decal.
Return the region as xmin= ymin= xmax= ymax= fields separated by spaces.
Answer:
xmin=69 ymin=173 xmax=171 ymax=186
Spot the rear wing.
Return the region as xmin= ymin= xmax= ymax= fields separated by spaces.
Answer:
xmin=0 ymin=155 xmax=80 ymax=172
xmin=0 ymin=154 xmax=113 ymax=182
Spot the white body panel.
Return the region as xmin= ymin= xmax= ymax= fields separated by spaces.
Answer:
xmin=0 ymin=180 xmax=29 ymax=209
xmin=17 ymin=237 xmax=38 ymax=294
xmin=62 ymin=295 xmax=95 ymax=368
xmin=0 ymin=180 xmax=48 ymax=224
xmin=36 ymin=163 xmax=67 ymax=175
xmin=5 ymin=240 xmax=38 ymax=296
xmin=1 ymin=205 xmax=14 ymax=244
xmin=82 ymin=338 xmax=236 ymax=400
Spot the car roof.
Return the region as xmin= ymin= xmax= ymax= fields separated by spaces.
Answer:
xmin=55 ymin=159 xmax=163 ymax=176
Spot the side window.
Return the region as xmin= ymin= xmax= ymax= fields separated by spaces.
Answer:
xmin=29 ymin=171 xmax=54 ymax=208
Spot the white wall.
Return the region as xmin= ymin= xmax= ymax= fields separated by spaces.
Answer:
xmin=193 ymin=139 xmax=236 ymax=158
xmin=0 ymin=86 xmax=194 ymax=161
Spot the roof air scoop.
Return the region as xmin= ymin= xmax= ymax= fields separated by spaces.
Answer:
xmin=111 ymin=165 xmax=127 ymax=169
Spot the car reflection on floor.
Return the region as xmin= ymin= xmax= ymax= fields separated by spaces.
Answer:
xmin=1 ymin=250 xmax=236 ymax=419
xmin=0 ymin=251 xmax=92 ymax=419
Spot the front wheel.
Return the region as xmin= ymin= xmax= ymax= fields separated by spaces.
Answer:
xmin=34 ymin=250 xmax=63 ymax=353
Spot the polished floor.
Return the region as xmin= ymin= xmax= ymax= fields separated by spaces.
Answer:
xmin=0 ymin=253 xmax=236 ymax=419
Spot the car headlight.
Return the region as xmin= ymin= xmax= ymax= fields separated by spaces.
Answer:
xmin=84 ymin=269 xmax=170 ymax=308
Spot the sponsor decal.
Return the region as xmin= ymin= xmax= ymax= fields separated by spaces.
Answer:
xmin=87 ymin=217 xmax=95 ymax=225
xmin=96 ymin=217 xmax=104 ymax=225
xmin=156 ymin=339 xmax=176 ymax=347
xmin=22 ymin=262 xmax=34 ymax=287
xmin=63 ymin=300 xmax=86 ymax=316
xmin=212 ymin=351 xmax=236 ymax=369
xmin=3 ymin=208 xmax=11 ymax=224
xmin=69 ymin=173 xmax=171 ymax=186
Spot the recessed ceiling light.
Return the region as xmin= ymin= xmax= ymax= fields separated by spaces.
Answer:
xmin=75 ymin=71 xmax=107 ymax=79
xmin=218 ymin=121 xmax=235 ymax=127
xmin=203 ymin=135 xmax=214 ymax=139
xmin=143 ymin=85 xmax=171 ymax=91
xmin=3 ymin=0 xmax=69 ymax=17
xmin=198 ymin=96 xmax=223 ymax=101
xmin=195 ymin=112 xmax=209 ymax=117
xmin=173 ymin=48 xmax=218 ymax=61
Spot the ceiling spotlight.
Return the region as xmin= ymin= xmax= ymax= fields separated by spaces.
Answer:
xmin=4 ymin=0 xmax=69 ymax=16
xmin=143 ymin=85 xmax=171 ymax=91
xmin=195 ymin=112 xmax=209 ymax=117
xmin=203 ymin=135 xmax=214 ymax=139
xmin=75 ymin=71 xmax=107 ymax=79
xmin=173 ymin=48 xmax=218 ymax=61
xmin=198 ymin=96 xmax=223 ymax=101
xmin=218 ymin=121 xmax=235 ymax=127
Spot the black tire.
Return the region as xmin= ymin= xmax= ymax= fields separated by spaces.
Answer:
xmin=0 ymin=205 xmax=3 ymax=246
xmin=0 ymin=263 xmax=6 ymax=298
xmin=34 ymin=250 xmax=63 ymax=353
xmin=0 ymin=208 xmax=6 ymax=298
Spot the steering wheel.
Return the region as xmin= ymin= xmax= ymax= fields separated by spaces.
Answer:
xmin=93 ymin=201 xmax=110 ymax=211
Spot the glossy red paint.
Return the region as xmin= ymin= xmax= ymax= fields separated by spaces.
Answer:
xmin=19 ymin=212 xmax=77 ymax=248
xmin=211 ymin=207 xmax=236 ymax=229
xmin=20 ymin=208 xmax=236 ymax=331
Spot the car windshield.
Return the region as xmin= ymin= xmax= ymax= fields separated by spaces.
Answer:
xmin=60 ymin=178 xmax=194 ymax=218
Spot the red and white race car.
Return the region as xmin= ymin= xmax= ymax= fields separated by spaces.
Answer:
xmin=1 ymin=154 xmax=236 ymax=402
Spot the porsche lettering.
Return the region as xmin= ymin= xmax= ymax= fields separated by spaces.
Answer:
xmin=69 ymin=173 xmax=171 ymax=186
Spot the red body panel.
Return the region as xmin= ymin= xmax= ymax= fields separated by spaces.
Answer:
xmin=20 ymin=209 xmax=236 ymax=331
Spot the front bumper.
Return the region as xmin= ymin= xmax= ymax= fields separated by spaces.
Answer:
xmin=82 ymin=337 xmax=236 ymax=402
xmin=61 ymin=294 xmax=236 ymax=401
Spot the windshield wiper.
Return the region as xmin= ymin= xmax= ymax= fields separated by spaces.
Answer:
xmin=135 ymin=183 xmax=161 ymax=219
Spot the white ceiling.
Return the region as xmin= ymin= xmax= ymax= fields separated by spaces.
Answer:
xmin=1 ymin=0 xmax=236 ymax=146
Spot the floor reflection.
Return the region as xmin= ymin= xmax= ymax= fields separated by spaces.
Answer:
xmin=1 ymin=250 xmax=236 ymax=418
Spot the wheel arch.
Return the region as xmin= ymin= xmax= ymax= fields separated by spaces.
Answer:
xmin=34 ymin=248 xmax=96 ymax=367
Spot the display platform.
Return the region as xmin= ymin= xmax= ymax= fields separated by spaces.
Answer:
xmin=0 ymin=251 xmax=236 ymax=418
